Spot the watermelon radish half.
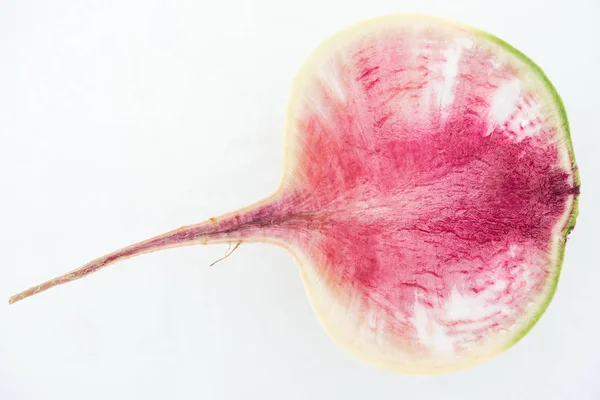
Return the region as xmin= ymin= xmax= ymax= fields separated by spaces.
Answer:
xmin=10 ymin=14 xmax=579 ymax=374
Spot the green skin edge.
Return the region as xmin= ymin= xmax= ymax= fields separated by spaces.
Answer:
xmin=473 ymin=23 xmax=580 ymax=351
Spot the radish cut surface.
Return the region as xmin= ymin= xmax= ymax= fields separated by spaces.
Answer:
xmin=277 ymin=14 xmax=579 ymax=373
xmin=10 ymin=14 xmax=579 ymax=374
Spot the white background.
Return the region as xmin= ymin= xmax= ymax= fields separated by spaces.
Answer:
xmin=1 ymin=1 xmax=598 ymax=399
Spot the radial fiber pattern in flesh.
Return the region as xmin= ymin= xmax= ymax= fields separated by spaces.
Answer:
xmin=278 ymin=27 xmax=577 ymax=359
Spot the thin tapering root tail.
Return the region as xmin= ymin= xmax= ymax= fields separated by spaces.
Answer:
xmin=9 ymin=217 xmax=250 ymax=305
xmin=9 ymin=225 xmax=198 ymax=304
xmin=9 ymin=194 xmax=281 ymax=305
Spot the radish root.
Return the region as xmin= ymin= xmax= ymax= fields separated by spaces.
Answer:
xmin=210 ymin=242 xmax=242 ymax=267
xmin=8 ymin=218 xmax=247 ymax=305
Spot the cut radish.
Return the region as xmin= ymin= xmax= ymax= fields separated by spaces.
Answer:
xmin=10 ymin=14 xmax=579 ymax=374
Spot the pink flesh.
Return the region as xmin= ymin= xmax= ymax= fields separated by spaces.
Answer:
xmin=10 ymin=27 xmax=578 ymax=359
xmin=272 ymin=30 xmax=578 ymax=353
